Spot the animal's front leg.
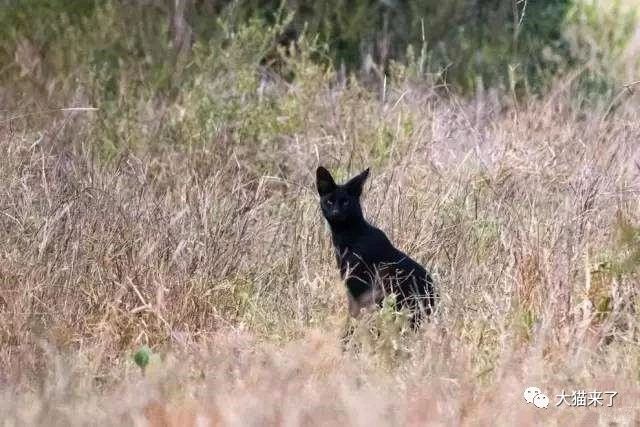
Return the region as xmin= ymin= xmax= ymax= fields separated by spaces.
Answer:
xmin=340 ymin=293 xmax=361 ymax=349
xmin=347 ymin=292 xmax=362 ymax=318
xmin=347 ymin=286 xmax=382 ymax=317
xmin=356 ymin=284 xmax=385 ymax=309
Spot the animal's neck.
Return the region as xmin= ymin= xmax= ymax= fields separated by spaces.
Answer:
xmin=329 ymin=216 xmax=369 ymax=242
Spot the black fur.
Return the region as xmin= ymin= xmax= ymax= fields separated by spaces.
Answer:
xmin=316 ymin=166 xmax=436 ymax=328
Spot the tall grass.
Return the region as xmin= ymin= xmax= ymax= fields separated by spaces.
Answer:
xmin=1 ymin=3 xmax=640 ymax=425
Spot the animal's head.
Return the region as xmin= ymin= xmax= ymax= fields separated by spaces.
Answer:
xmin=316 ymin=166 xmax=370 ymax=226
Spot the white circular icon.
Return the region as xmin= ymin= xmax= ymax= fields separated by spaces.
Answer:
xmin=533 ymin=393 xmax=550 ymax=408
xmin=523 ymin=386 xmax=541 ymax=404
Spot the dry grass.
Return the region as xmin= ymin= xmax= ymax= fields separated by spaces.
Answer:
xmin=2 ymin=73 xmax=640 ymax=426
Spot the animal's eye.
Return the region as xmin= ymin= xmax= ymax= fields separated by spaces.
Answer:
xmin=326 ymin=199 xmax=334 ymax=206
xmin=341 ymin=199 xmax=349 ymax=206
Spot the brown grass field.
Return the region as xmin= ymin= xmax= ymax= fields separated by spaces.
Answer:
xmin=2 ymin=30 xmax=640 ymax=424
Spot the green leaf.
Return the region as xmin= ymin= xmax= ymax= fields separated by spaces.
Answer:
xmin=134 ymin=345 xmax=151 ymax=370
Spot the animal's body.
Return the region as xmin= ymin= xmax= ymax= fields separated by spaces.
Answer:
xmin=316 ymin=166 xmax=435 ymax=328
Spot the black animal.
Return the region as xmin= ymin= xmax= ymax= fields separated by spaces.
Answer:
xmin=316 ymin=166 xmax=435 ymax=328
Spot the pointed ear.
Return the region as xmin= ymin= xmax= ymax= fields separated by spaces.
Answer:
xmin=345 ymin=168 xmax=370 ymax=197
xmin=316 ymin=166 xmax=337 ymax=196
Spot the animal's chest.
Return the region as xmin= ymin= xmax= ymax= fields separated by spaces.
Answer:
xmin=334 ymin=245 xmax=417 ymax=294
xmin=334 ymin=246 xmax=369 ymax=276
xmin=332 ymin=246 xmax=366 ymax=292
xmin=335 ymin=245 xmax=395 ymax=283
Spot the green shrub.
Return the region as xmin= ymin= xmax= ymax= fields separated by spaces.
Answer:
xmin=1 ymin=0 xmax=637 ymax=121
